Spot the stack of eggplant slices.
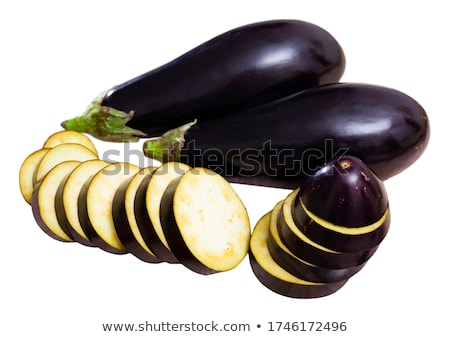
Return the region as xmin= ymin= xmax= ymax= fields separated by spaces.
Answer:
xmin=19 ymin=19 xmax=430 ymax=298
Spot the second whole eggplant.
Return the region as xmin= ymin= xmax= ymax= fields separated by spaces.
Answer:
xmin=143 ymin=83 xmax=430 ymax=189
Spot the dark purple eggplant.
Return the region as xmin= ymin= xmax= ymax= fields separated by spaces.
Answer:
xmin=61 ymin=19 xmax=345 ymax=141
xmin=143 ymin=83 xmax=430 ymax=189
xmin=276 ymin=189 xmax=378 ymax=269
xmin=292 ymin=156 xmax=390 ymax=252
xmin=267 ymin=199 xmax=368 ymax=283
xmin=249 ymin=212 xmax=348 ymax=298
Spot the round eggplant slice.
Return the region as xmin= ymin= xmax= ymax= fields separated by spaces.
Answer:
xmin=19 ymin=148 xmax=50 ymax=204
xmin=78 ymin=162 xmax=140 ymax=254
xmin=31 ymin=161 xmax=82 ymax=242
xmin=112 ymin=166 xmax=161 ymax=263
xmin=267 ymin=201 xmax=366 ymax=283
xmin=278 ymin=190 xmax=378 ymax=269
xmin=249 ymin=212 xmax=347 ymax=298
xmin=134 ymin=162 xmax=191 ymax=263
xmin=160 ymin=167 xmax=251 ymax=275
xmin=59 ymin=159 xmax=111 ymax=247
xmin=292 ymin=195 xmax=390 ymax=252
xmin=43 ymin=130 xmax=98 ymax=156
xmin=35 ymin=143 xmax=98 ymax=183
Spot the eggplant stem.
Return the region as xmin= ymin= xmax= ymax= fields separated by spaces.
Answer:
xmin=143 ymin=119 xmax=197 ymax=163
xmin=60 ymin=93 xmax=147 ymax=142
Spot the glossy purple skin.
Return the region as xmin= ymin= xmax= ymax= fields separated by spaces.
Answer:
xmin=133 ymin=174 xmax=179 ymax=263
xmin=277 ymin=194 xmax=379 ymax=269
xmin=112 ymin=177 xmax=161 ymax=263
xmin=297 ymin=156 xmax=388 ymax=227
xmin=179 ymin=83 xmax=430 ymax=189
xmin=158 ymin=176 xmax=219 ymax=275
xmin=266 ymin=217 xmax=368 ymax=282
xmin=102 ymin=19 xmax=345 ymax=136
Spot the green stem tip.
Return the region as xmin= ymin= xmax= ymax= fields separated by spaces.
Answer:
xmin=61 ymin=93 xmax=147 ymax=142
xmin=143 ymin=119 xmax=197 ymax=163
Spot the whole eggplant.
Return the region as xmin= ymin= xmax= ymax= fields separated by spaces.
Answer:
xmin=143 ymin=83 xmax=430 ymax=188
xmin=61 ymin=19 xmax=345 ymax=141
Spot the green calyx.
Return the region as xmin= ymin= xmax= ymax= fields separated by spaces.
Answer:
xmin=143 ymin=119 xmax=197 ymax=163
xmin=61 ymin=94 xmax=147 ymax=142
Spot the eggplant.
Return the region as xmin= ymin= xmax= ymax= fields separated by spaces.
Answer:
xmin=112 ymin=166 xmax=162 ymax=263
xmin=249 ymin=212 xmax=347 ymax=298
xmin=159 ymin=167 xmax=251 ymax=274
xmin=43 ymin=130 xmax=98 ymax=156
xmin=276 ymin=190 xmax=378 ymax=269
xmin=61 ymin=19 xmax=345 ymax=141
xmin=133 ymin=162 xmax=191 ymax=263
xmin=78 ymin=162 xmax=141 ymax=254
xmin=144 ymin=83 xmax=430 ymax=188
xmin=59 ymin=159 xmax=111 ymax=247
xmin=292 ymin=156 xmax=390 ymax=252
xmin=267 ymin=200 xmax=367 ymax=283
xmin=19 ymin=148 xmax=50 ymax=204
xmin=34 ymin=143 xmax=98 ymax=183
xmin=31 ymin=161 xmax=82 ymax=242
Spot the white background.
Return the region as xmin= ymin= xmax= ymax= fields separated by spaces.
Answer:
xmin=2 ymin=1 xmax=448 ymax=336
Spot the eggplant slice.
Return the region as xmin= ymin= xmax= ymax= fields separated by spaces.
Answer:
xmin=134 ymin=162 xmax=191 ymax=263
xmin=59 ymin=159 xmax=111 ymax=247
xmin=34 ymin=143 xmax=97 ymax=183
xmin=42 ymin=130 xmax=98 ymax=156
xmin=19 ymin=148 xmax=50 ymax=204
xmin=78 ymin=162 xmax=140 ymax=254
xmin=160 ymin=167 xmax=251 ymax=274
xmin=267 ymin=201 xmax=366 ymax=283
xmin=249 ymin=212 xmax=347 ymax=298
xmin=277 ymin=190 xmax=378 ymax=269
xmin=112 ymin=166 xmax=161 ymax=263
xmin=31 ymin=161 xmax=82 ymax=242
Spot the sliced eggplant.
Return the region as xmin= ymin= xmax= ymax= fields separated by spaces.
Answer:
xmin=134 ymin=162 xmax=191 ymax=263
xmin=35 ymin=143 xmax=98 ymax=183
xmin=159 ymin=167 xmax=251 ymax=275
xmin=31 ymin=161 xmax=82 ymax=242
xmin=78 ymin=162 xmax=140 ymax=254
xmin=249 ymin=212 xmax=347 ymax=298
xmin=293 ymin=156 xmax=390 ymax=252
xmin=278 ymin=190 xmax=378 ymax=269
xmin=58 ymin=159 xmax=111 ymax=247
xmin=267 ymin=201 xmax=366 ymax=283
xmin=42 ymin=130 xmax=98 ymax=156
xmin=19 ymin=148 xmax=50 ymax=204
xmin=112 ymin=166 xmax=161 ymax=263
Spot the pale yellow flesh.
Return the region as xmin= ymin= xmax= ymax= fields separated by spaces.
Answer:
xmin=87 ymin=162 xmax=140 ymax=251
xmin=300 ymin=197 xmax=390 ymax=235
xmin=43 ymin=130 xmax=98 ymax=156
xmin=251 ymin=211 xmax=320 ymax=286
xmin=269 ymin=201 xmax=317 ymax=267
xmin=282 ymin=190 xmax=338 ymax=254
xmin=19 ymin=148 xmax=50 ymax=204
xmin=173 ymin=168 xmax=251 ymax=272
xmin=36 ymin=161 xmax=82 ymax=241
xmin=62 ymin=160 xmax=111 ymax=240
xmin=125 ymin=166 xmax=158 ymax=257
xmin=35 ymin=143 xmax=98 ymax=183
xmin=146 ymin=162 xmax=191 ymax=250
